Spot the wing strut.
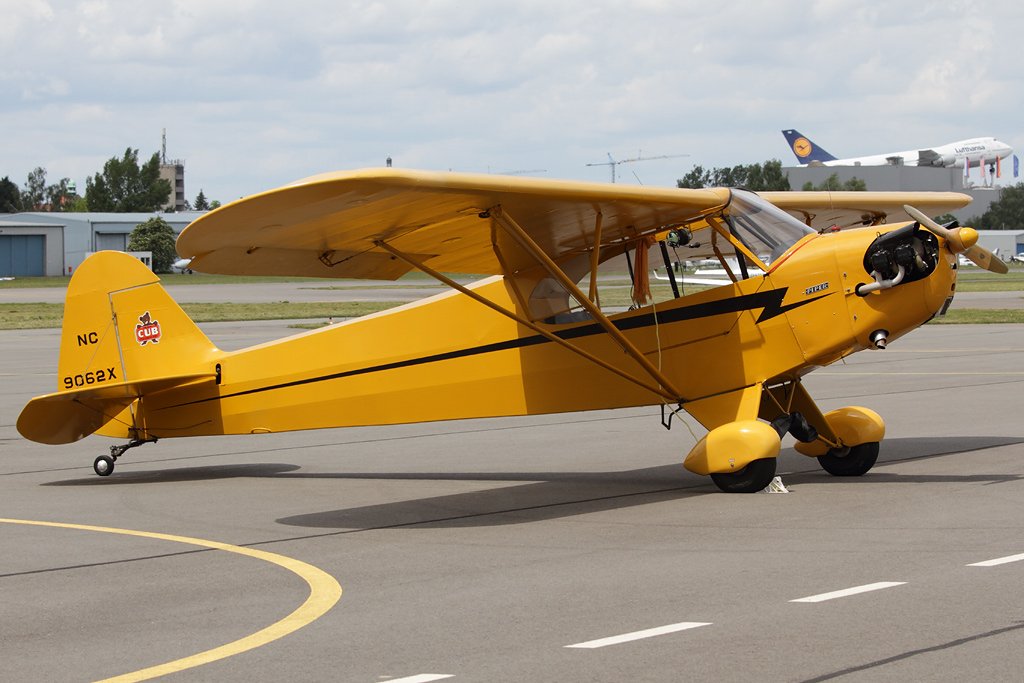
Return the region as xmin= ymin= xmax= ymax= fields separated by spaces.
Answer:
xmin=373 ymin=240 xmax=680 ymax=403
xmin=588 ymin=212 xmax=603 ymax=306
xmin=490 ymin=205 xmax=685 ymax=401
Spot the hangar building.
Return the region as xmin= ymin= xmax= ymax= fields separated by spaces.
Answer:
xmin=783 ymin=164 xmax=1009 ymax=223
xmin=0 ymin=212 xmax=204 ymax=277
xmin=976 ymin=230 xmax=1024 ymax=258
xmin=783 ymin=163 xmax=1021 ymax=256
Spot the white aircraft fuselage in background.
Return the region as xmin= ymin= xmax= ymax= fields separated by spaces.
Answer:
xmin=782 ymin=129 xmax=1013 ymax=169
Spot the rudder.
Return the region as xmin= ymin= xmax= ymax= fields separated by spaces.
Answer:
xmin=57 ymin=251 xmax=220 ymax=389
xmin=781 ymin=129 xmax=838 ymax=164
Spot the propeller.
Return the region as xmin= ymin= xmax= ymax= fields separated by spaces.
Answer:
xmin=903 ymin=205 xmax=1009 ymax=274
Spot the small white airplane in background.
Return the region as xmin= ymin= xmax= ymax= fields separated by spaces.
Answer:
xmin=172 ymin=258 xmax=194 ymax=274
xmin=783 ymin=129 xmax=1013 ymax=169
xmin=653 ymin=259 xmax=740 ymax=287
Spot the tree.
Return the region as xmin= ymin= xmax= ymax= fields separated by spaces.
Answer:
xmin=972 ymin=184 xmax=1024 ymax=230
xmin=85 ymin=148 xmax=171 ymax=212
xmin=677 ymin=165 xmax=712 ymax=189
xmin=677 ymin=160 xmax=791 ymax=191
xmin=65 ymin=196 xmax=89 ymax=212
xmin=193 ymin=189 xmax=210 ymax=211
xmin=0 ymin=176 xmax=22 ymax=212
xmin=127 ymin=216 xmax=178 ymax=273
xmin=23 ymin=167 xmax=47 ymax=211
xmin=801 ymin=173 xmax=866 ymax=191
xmin=744 ymin=159 xmax=790 ymax=191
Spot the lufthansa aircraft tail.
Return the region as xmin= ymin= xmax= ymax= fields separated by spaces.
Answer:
xmin=17 ymin=251 xmax=222 ymax=445
xmin=782 ymin=129 xmax=838 ymax=165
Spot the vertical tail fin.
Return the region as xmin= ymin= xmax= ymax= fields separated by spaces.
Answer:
xmin=18 ymin=252 xmax=221 ymax=444
xmin=782 ymin=129 xmax=838 ymax=165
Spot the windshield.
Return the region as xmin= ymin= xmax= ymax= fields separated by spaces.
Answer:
xmin=725 ymin=189 xmax=815 ymax=265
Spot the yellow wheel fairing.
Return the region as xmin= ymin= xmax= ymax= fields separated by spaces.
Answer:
xmin=683 ymin=420 xmax=781 ymax=476
xmin=795 ymin=406 xmax=886 ymax=457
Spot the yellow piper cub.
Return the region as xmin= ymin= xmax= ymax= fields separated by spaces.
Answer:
xmin=17 ymin=170 xmax=1006 ymax=491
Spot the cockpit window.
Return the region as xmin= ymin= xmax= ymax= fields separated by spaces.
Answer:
xmin=725 ymin=189 xmax=815 ymax=265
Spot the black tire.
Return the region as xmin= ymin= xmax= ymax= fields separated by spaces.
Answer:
xmin=94 ymin=455 xmax=114 ymax=477
xmin=818 ymin=441 xmax=879 ymax=477
xmin=710 ymin=457 xmax=777 ymax=493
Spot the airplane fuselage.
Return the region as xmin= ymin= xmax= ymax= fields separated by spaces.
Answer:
xmin=97 ymin=223 xmax=957 ymax=441
xmin=820 ymin=137 xmax=1012 ymax=169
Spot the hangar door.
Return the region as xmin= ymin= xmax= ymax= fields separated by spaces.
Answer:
xmin=0 ymin=235 xmax=45 ymax=277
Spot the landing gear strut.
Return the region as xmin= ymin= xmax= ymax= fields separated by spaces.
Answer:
xmin=93 ymin=438 xmax=157 ymax=476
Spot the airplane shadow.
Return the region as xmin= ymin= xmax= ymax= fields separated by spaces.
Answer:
xmin=275 ymin=435 xmax=1024 ymax=530
xmin=781 ymin=435 xmax=1024 ymax=488
xmin=42 ymin=463 xmax=303 ymax=486
xmin=41 ymin=435 xmax=1024 ymax=530
xmin=277 ymin=463 xmax=714 ymax=530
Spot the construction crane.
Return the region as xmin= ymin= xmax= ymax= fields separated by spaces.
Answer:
xmin=585 ymin=151 xmax=689 ymax=183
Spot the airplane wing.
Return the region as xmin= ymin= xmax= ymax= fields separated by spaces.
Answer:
xmin=178 ymin=170 xmax=973 ymax=279
xmin=759 ymin=191 xmax=971 ymax=230
xmin=177 ymin=169 xmax=730 ymax=279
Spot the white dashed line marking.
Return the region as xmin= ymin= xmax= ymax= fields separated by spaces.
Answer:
xmin=790 ymin=582 xmax=906 ymax=603
xmin=565 ymin=621 xmax=711 ymax=649
xmin=968 ymin=553 xmax=1024 ymax=567
xmin=384 ymin=676 xmax=453 ymax=683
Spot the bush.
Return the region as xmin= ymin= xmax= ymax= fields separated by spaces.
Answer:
xmin=127 ymin=217 xmax=178 ymax=273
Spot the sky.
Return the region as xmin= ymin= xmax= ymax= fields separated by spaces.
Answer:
xmin=3 ymin=0 xmax=1023 ymax=206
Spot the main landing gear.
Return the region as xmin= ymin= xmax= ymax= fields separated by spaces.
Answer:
xmin=817 ymin=442 xmax=880 ymax=477
xmin=93 ymin=438 xmax=157 ymax=476
xmin=710 ymin=457 xmax=777 ymax=493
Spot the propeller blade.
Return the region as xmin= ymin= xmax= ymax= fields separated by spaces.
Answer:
xmin=904 ymin=204 xmax=977 ymax=254
xmin=904 ymin=204 xmax=1008 ymax=273
xmin=965 ymin=245 xmax=1010 ymax=274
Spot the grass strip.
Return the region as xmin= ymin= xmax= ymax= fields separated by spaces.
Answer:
xmin=0 ymin=301 xmax=404 ymax=330
xmin=929 ymin=308 xmax=1024 ymax=324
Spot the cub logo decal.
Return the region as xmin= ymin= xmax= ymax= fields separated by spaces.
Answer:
xmin=135 ymin=311 xmax=162 ymax=346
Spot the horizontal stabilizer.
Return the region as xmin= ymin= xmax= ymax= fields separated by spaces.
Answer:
xmin=18 ymin=372 xmax=217 ymax=445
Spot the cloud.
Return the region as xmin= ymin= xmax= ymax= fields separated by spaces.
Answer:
xmin=1 ymin=0 xmax=1022 ymax=201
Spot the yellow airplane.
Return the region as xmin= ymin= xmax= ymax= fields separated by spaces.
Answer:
xmin=16 ymin=170 xmax=1008 ymax=491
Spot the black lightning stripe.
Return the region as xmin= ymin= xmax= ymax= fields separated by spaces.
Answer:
xmin=162 ymin=287 xmax=829 ymax=409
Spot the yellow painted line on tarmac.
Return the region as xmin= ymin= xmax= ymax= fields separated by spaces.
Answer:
xmin=0 ymin=518 xmax=342 ymax=682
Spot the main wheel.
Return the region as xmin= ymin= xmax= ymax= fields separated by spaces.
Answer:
xmin=818 ymin=441 xmax=879 ymax=477
xmin=94 ymin=455 xmax=114 ymax=477
xmin=710 ymin=457 xmax=777 ymax=493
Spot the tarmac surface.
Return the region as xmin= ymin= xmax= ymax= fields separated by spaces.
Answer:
xmin=2 ymin=283 xmax=1024 ymax=682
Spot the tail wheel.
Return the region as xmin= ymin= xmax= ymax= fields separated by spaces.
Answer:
xmin=710 ymin=457 xmax=776 ymax=493
xmin=93 ymin=455 xmax=114 ymax=476
xmin=818 ymin=442 xmax=879 ymax=477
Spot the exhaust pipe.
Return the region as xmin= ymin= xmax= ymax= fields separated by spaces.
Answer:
xmin=870 ymin=329 xmax=889 ymax=350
